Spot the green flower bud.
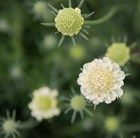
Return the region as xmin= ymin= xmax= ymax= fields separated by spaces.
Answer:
xmin=3 ymin=120 xmax=17 ymax=134
xmin=69 ymin=45 xmax=85 ymax=60
xmin=106 ymin=43 xmax=130 ymax=66
xmin=10 ymin=65 xmax=22 ymax=79
xmin=42 ymin=0 xmax=94 ymax=46
xmin=64 ymin=88 xmax=93 ymax=123
xmin=43 ymin=35 xmax=57 ymax=49
xmin=71 ymin=95 xmax=86 ymax=111
xmin=55 ymin=8 xmax=84 ymax=36
xmin=33 ymin=1 xmax=46 ymax=15
xmin=105 ymin=116 xmax=119 ymax=133
xmin=0 ymin=111 xmax=20 ymax=138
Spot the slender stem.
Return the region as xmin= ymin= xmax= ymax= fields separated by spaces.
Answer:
xmin=69 ymin=0 xmax=72 ymax=7
xmin=122 ymin=124 xmax=140 ymax=132
xmin=84 ymin=6 xmax=119 ymax=25
xmin=18 ymin=119 xmax=39 ymax=130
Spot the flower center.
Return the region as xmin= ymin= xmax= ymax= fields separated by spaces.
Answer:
xmin=3 ymin=120 xmax=16 ymax=133
xmin=87 ymin=67 xmax=115 ymax=94
xmin=71 ymin=95 xmax=86 ymax=111
xmin=55 ymin=8 xmax=84 ymax=36
xmin=35 ymin=97 xmax=52 ymax=111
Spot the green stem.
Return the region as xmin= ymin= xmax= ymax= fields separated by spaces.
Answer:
xmin=122 ymin=124 xmax=140 ymax=132
xmin=11 ymin=32 xmax=23 ymax=61
xmin=10 ymin=4 xmax=24 ymax=62
xmin=84 ymin=6 xmax=119 ymax=25
xmin=18 ymin=119 xmax=39 ymax=130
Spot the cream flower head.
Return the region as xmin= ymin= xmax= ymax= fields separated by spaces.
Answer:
xmin=42 ymin=0 xmax=94 ymax=46
xmin=55 ymin=7 xmax=84 ymax=36
xmin=77 ymin=57 xmax=125 ymax=105
xmin=29 ymin=86 xmax=60 ymax=121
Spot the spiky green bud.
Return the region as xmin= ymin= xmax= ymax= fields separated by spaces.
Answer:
xmin=55 ymin=8 xmax=84 ymax=36
xmin=106 ymin=43 xmax=130 ymax=66
xmin=71 ymin=95 xmax=86 ymax=111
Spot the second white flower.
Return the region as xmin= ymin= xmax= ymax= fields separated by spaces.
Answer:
xmin=77 ymin=57 xmax=125 ymax=105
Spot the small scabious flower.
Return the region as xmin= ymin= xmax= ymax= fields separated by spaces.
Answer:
xmin=106 ymin=42 xmax=130 ymax=66
xmin=69 ymin=45 xmax=86 ymax=60
xmin=0 ymin=111 xmax=20 ymax=138
xmin=0 ymin=19 xmax=10 ymax=33
xmin=64 ymin=88 xmax=92 ymax=123
xmin=42 ymin=0 xmax=94 ymax=46
xmin=104 ymin=116 xmax=120 ymax=133
xmin=55 ymin=8 xmax=84 ymax=36
xmin=32 ymin=1 xmax=52 ymax=20
xmin=77 ymin=57 xmax=125 ymax=105
xmin=10 ymin=65 xmax=22 ymax=79
xmin=33 ymin=1 xmax=46 ymax=18
xmin=43 ymin=35 xmax=57 ymax=49
xmin=28 ymin=86 xmax=60 ymax=121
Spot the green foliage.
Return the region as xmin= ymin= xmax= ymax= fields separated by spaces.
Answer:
xmin=0 ymin=0 xmax=140 ymax=138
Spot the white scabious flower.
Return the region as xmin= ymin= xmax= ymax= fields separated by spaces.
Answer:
xmin=28 ymin=86 xmax=60 ymax=121
xmin=77 ymin=57 xmax=125 ymax=105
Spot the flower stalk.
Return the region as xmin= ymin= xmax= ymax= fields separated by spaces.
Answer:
xmin=84 ymin=6 xmax=119 ymax=25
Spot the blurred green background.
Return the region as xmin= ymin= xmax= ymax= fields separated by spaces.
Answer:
xmin=0 ymin=0 xmax=140 ymax=138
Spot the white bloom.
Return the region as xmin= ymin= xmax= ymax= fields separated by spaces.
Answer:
xmin=28 ymin=86 xmax=60 ymax=121
xmin=77 ymin=57 xmax=125 ymax=105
